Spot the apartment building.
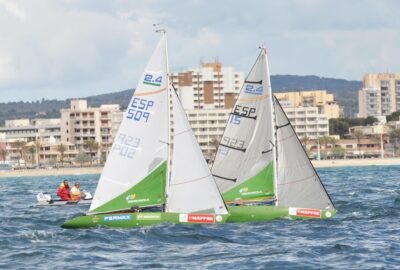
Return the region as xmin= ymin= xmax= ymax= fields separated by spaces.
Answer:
xmin=358 ymin=73 xmax=400 ymax=117
xmin=171 ymin=61 xmax=243 ymax=154
xmin=60 ymin=100 xmax=123 ymax=161
xmin=274 ymin=90 xmax=340 ymax=119
xmin=171 ymin=61 xmax=244 ymax=110
xmin=280 ymin=101 xmax=330 ymax=139
xmin=0 ymin=118 xmax=61 ymax=143
xmin=185 ymin=109 xmax=230 ymax=160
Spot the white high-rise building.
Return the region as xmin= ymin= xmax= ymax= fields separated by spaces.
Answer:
xmin=171 ymin=61 xmax=244 ymax=155
xmin=358 ymin=73 xmax=400 ymax=117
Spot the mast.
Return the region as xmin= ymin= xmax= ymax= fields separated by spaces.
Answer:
xmin=156 ymin=26 xmax=171 ymax=212
xmin=262 ymin=46 xmax=279 ymax=206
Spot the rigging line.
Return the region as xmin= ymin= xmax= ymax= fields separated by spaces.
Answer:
xmin=219 ymin=143 xmax=246 ymax=152
xmin=170 ymin=174 xmax=212 ymax=186
xmin=245 ymin=80 xmax=263 ymax=84
xmin=277 ymin=174 xmax=316 ymax=186
xmin=212 ymin=174 xmax=237 ymax=182
xmin=276 ymin=133 xmax=296 ymax=142
xmin=230 ymin=112 xmax=257 ymax=120
xmin=174 ymin=128 xmax=191 ymax=137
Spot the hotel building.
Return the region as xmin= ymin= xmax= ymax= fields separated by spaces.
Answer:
xmin=358 ymin=73 xmax=400 ymax=117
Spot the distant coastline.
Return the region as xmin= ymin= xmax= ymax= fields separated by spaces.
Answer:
xmin=1 ymin=158 xmax=400 ymax=178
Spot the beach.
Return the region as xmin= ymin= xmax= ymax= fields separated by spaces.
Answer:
xmin=1 ymin=158 xmax=400 ymax=178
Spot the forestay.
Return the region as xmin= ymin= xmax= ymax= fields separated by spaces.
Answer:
xmin=167 ymin=91 xmax=228 ymax=214
xmin=212 ymin=49 xmax=276 ymax=203
xmin=274 ymin=97 xmax=335 ymax=210
xmin=89 ymin=36 xmax=169 ymax=214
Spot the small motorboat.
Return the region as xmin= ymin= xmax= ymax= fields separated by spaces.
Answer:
xmin=36 ymin=191 xmax=93 ymax=207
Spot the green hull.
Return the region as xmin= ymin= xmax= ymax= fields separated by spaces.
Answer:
xmin=62 ymin=206 xmax=336 ymax=229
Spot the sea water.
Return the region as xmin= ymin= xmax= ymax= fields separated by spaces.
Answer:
xmin=0 ymin=165 xmax=399 ymax=269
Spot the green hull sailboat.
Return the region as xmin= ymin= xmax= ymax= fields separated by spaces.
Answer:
xmin=63 ymin=35 xmax=335 ymax=229
xmin=211 ymin=46 xmax=336 ymax=220
xmin=63 ymin=32 xmax=230 ymax=229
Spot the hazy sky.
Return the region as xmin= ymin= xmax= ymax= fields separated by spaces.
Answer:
xmin=0 ymin=0 xmax=399 ymax=102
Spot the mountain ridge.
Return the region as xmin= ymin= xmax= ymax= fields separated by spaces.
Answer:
xmin=0 ymin=75 xmax=361 ymax=125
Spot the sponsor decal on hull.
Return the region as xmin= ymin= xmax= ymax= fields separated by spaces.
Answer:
xmin=104 ymin=215 xmax=132 ymax=222
xmin=126 ymin=194 xmax=150 ymax=204
xmin=179 ymin=214 xmax=215 ymax=224
xmin=137 ymin=213 xmax=162 ymax=220
xmin=289 ymin=207 xmax=321 ymax=218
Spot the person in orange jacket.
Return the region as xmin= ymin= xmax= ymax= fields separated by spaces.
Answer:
xmin=70 ymin=182 xmax=81 ymax=201
xmin=56 ymin=179 xmax=71 ymax=201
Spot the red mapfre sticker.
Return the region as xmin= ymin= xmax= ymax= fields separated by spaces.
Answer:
xmin=296 ymin=208 xmax=321 ymax=218
xmin=188 ymin=214 xmax=215 ymax=224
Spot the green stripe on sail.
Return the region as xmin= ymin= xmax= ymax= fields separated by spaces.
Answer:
xmin=222 ymin=162 xmax=274 ymax=203
xmin=91 ymin=161 xmax=167 ymax=213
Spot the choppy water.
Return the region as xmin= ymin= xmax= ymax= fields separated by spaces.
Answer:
xmin=1 ymin=166 xmax=400 ymax=269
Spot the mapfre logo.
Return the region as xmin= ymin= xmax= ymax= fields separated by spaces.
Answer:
xmin=296 ymin=208 xmax=321 ymax=218
xmin=188 ymin=214 xmax=215 ymax=224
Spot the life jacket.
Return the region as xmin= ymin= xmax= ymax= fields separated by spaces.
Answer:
xmin=56 ymin=183 xmax=71 ymax=201
xmin=70 ymin=186 xmax=81 ymax=201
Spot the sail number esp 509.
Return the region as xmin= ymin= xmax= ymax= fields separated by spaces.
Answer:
xmin=127 ymin=97 xmax=154 ymax=123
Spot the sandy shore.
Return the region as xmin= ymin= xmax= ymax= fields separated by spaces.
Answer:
xmin=312 ymin=158 xmax=400 ymax=168
xmin=0 ymin=167 xmax=103 ymax=178
xmin=1 ymin=158 xmax=400 ymax=178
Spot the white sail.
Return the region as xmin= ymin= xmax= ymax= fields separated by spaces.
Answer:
xmin=167 ymin=91 xmax=228 ymax=214
xmin=274 ymin=97 xmax=335 ymax=210
xmin=89 ymin=36 xmax=169 ymax=213
xmin=211 ymin=49 xmax=276 ymax=202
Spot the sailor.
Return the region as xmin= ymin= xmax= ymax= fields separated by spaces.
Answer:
xmin=70 ymin=182 xmax=81 ymax=201
xmin=56 ymin=180 xmax=72 ymax=201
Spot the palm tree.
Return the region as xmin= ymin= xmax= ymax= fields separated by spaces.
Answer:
xmin=300 ymin=135 xmax=309 ymax=148
xmin=14 ymin=140 xmax=26 ymax=167
xmin=35 ymin=140 xmax=42 ymax=167
xmin=354 ymin=130 xmax=364 ymax=158
xmin=84 ymin=139 xmax=100 ymax=165
xmin=389 ymin=129 xmax=400 ymax=157
xmin=319 ymin=136 xmax=330 ymax=159
xmin=56 ymin=143 xmax=68 ymax=167
xmin=27 ymin=145 xmax=36 ymax=166
xmin=0 ymin=148 xmax=7 ymax=163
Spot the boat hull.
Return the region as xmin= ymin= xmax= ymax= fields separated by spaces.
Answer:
xmin=62 ymin=206 xmax=336 ymax=229
xmin=36 ymin=199 xmax=92 ymax=207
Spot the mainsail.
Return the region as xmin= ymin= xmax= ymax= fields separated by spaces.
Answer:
xmin=274 ymin=97 xmax=335 ymax=210
xmin=89 ymin=36 xmax=169 ymax=214
xmin=211 ymin=49 xmax=276 ymax=203
xmin=167 ymin=91 xmax=228 ymax=214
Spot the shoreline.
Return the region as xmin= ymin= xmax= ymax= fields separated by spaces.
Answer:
xmin=1 ymin=158 xmax=400 ymax=178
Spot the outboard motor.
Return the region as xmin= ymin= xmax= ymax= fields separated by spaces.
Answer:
xmin=37 ymin=192 xmax=53 ymax=203
xmin=82 ymin=191 xmax=93 ymax=200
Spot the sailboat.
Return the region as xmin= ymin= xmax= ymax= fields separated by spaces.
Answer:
xmin=62 ymin=33 xmax=229 ymax=228
xmin=211 ymin=47 xmax=336 ymax=220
